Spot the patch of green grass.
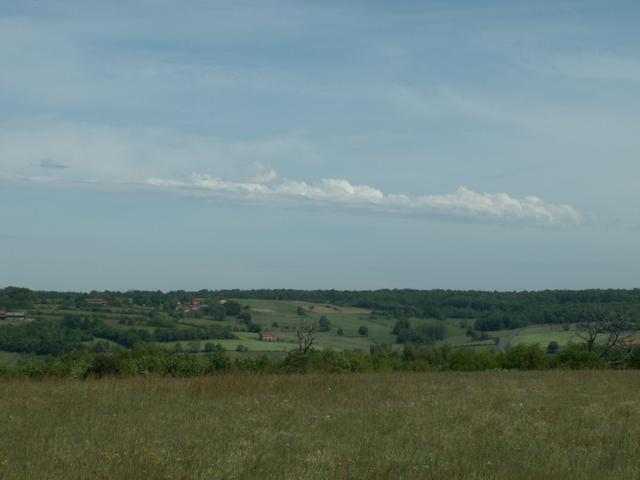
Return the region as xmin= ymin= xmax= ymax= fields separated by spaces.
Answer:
xmin=1 ymin=371 xmax=640 ymax=479
xmin=511 ymin=325 xmax=640 ymax=348
xmin=0 ymin=351 xmax=28 ymax=368
xmin=512 ymin=330 xmax=581 ymax=347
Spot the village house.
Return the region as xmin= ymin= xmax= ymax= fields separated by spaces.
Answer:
xmin=87 ymin=298 xmax=108 ymax=306
xmin=260 ymin=332 xmax=279 ymax=342
xmin=176 ymin=298 xmax=207 ymax=313
xmin=5 ymin=312 xmax=26 ymax=320
xmin=0 ymin=310 xmax=6 ymax=319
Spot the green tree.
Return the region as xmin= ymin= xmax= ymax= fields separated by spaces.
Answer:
xmin=318 ymin=316 xmax=331 ymax=332
xmin=223 ymin=300 xmax=242 ymax=316
xmin=238 ymin=311 xmax=252 ymax=324
xmin=358 ymin=326 xmax=368 ymax=337
xmin=206 ymin=304 xmax=226 ymax=321
xmin=337 ymin=328 xmax=344 ymax=336
xmin=392 ymin=320 xmax=410 ymax=335
xmin=547 ymin=341 xmax=560 ymax=354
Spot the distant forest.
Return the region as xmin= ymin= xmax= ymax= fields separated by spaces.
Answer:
xmin=3 ymin=286 xmax=640 ymax=331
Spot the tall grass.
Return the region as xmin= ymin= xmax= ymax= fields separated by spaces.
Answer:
xmin=1 ymin=371 xmax=640 ymax=479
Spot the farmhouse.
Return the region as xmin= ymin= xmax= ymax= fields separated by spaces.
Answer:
xmin=0 ymin=310 xmax=6 ymax=319
xmin=5 ymin=312 xmax=26 ymax=320
xmin=176 ymin=304 xmax=192 ymax=313
xmin=261 ymin=332 xmax=279 ymax=342
xmin=87 ymin=298 xmax=108 ymax=306
xmin=176 ymin=299 xmax=207 ymax=313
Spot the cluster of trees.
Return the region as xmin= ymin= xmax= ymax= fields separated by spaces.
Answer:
xmin=0 ymin=315 xmax=236 ymax=355
xmin=5 ymin=287 xmax=640 ymax=333
xmin=393 ymin=320 xmax=446 ymax=344
xmin=5 ymin=340 xmax=640 ymax=378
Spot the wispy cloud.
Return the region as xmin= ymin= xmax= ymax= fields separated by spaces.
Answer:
xmin=144 ymin=171 xmax=581 ymax=226
xmin=0 ymin=118 xmax=581 ymax=227
xmin=0 ymin=165 xmax=581 ymax=226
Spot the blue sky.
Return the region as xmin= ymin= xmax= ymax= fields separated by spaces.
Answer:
xmin=1 ymin=0 xmax=639 ymax=291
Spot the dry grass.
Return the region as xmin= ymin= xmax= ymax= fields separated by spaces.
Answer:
xmin=1 ymin=371 xmax=640 ymax=479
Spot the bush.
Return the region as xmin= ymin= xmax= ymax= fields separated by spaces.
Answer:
xmin=502 ymin=344 xmax=548 ymax=370
xmin=547 ymin=341 xmax=560 ymax=354
xmin=448 ymin=348 xmax=499 ymax=371
xmin=318 ymin=316 xmax=331 ymax=332
xmin=557 ymin=343 xmax=602 ymax=369
xmin=84 ymin=354 xmax=123 ymax=378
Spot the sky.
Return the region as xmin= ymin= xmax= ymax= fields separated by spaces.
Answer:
xmin=1 ymin=0 xmax=639 ymax=291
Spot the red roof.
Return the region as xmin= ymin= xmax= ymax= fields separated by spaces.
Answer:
xmin=87 ymin=298 xmax=108 ymax=305
xmin=262 ymin=332 xmax=278 ymax=338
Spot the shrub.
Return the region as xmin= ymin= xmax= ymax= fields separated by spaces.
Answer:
xmin=547 ymin=341 xmax=560 ymax=354
xmin=448 ymin=348 xmax=499 ymax=371
xmin=502 ymin=344 xmax=548 ymax=370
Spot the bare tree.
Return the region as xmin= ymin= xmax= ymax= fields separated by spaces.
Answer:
xmin=295 ymin=318 xmax=316 ymax=354
xmin=577 ymin=311 xmax=633 ymax=361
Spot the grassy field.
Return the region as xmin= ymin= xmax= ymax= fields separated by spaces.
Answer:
xmin=511 ymin=326 xmax=581 ymax=347
xmin=1 ymin=372 xmax=640 ymax=479
xmin=13 ymin=299 xmax=635 ymax=362
xmin=510 ymin=324 xmax=640 ymax=349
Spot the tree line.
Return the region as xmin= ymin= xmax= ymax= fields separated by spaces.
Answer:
xmin=4 ymin=286 xmax=640 ymax=332
xmin=0 ymin=315 xmax=235 ymax=356
xmin=4 ymin=341 xmax=640 ymax=378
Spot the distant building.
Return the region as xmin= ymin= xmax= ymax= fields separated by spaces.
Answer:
xmin=5 ymin=312 xmax=25 ymax=320
xmin=176 ymin=299 xmax=207 ymax=313
xmin=0 ymin=310 xmax=6 ymax=319
xmin=87 ymin=298 xmax=108 ymax=306
xmin=261 ymin=332 xmax=279 ymax=342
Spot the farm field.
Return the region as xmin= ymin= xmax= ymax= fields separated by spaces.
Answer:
xmin=1 ymin=371 xmax=640 ymax=479
xmin=17 ymin=298 xmax=494 ymax=359
xmin=509 ymin=324 xmax=640 ymax=349
xmin=4 ymin=292 xmax=638 ymax=368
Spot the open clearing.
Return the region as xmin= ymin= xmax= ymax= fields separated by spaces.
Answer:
xmin=1 ymin=371 xmax=640 ymax=479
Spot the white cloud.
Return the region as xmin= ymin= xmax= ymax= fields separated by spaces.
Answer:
xmin=0 ymin=118 xmax=583 ymax=226
xmin=0 ymin=122 xmax=316 ymax=182
xmin=142 ymin=172 xmax=581 ymax=226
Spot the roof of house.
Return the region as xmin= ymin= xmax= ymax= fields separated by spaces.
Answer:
xmin=87 ymin=298 xmax=108 ymax=304
xmin=262 ymin=331 xmax=278 ymax=337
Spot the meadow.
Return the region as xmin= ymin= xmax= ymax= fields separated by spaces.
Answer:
xmin=1 ymin=371 xmax=640 ymax=479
